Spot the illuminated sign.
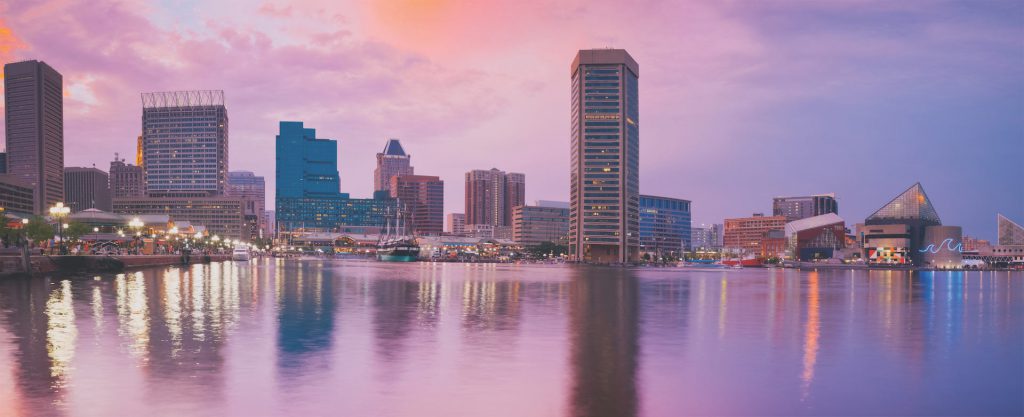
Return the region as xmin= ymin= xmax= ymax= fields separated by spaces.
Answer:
xmin=918 ymin=238 xmax=963 ymax=253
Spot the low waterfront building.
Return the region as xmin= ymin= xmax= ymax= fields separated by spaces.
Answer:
xmin=639 ymin=195 xmax=691 ymax=259
xmin=784 ymin=213 xmax=846 ymax=261
xmin=466 ymin=224 xmax=512 ymax=240
xmin=691 ymin=223 xmax=723 ymax=250
xmin=512 ymin=204 xmax=569 ymax=246
xmin=920 ymin=225 xmax=963 ymax=268
xmin=0 ymin=174 xmax=36 ymax=217
xmin=113 ymin=196 xmax=247 ymax=240
xmin=998 ymin=213 xmax=1024 ymax=245
xmin=723 ymin=213 xmax=786 ymax=256
xmin=860 ymin=182 xmax=965 ymax=266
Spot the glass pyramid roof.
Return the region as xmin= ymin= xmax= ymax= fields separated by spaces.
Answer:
xmin=866 ymin=182 xmax=941 ymax=224
xmin=998 ymin=213 xmax=1024 ymax=245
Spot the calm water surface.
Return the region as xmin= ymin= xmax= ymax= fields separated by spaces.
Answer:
xmin=0 ymin=260 xmax=1021 ymax=417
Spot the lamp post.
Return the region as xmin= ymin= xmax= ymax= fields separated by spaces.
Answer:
xmin=48 ymin=202 xmax=70 ymax=255
xmin=128 ymin=217 xmax=144 ymax=255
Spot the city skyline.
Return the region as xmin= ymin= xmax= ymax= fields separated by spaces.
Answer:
xmin=0 ymin=1 xmax=1021 ymax=240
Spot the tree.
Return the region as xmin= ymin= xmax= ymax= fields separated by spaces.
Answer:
xmin=23 ymin=216 xmax=54 ymax=243
xmin=64 ymin=222 xmax=91 ymax=243
xmin=526 ymin=241 xmax=568 ymax=259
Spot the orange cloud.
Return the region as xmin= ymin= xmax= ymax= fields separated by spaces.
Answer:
xmin=0 ymin=19 xmax=27 ymax=80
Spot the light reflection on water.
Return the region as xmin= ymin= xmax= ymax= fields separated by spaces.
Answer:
xmin=0 ymin=260 xmax=1020 ymax=417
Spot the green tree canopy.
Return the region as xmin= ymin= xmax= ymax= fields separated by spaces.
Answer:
xmin=24 ymin=216 xmax=54 ymax=242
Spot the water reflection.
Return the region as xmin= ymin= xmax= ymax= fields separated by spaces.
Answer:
xmin=0 ymin=262 xmax=1018 ymax=416
xmin=569 ymin=267 xmax=638 ymax=417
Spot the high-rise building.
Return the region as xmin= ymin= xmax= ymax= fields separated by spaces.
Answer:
xmin=997 ymin=214 xmax=1024 ymax=246
xmin=569 ymin=49 xmax=640 ymax=263
xmin=109 ymin=155 xmax=145 ymax=198
xmin=690 ymin=223 xmax=724 ymax=250
xmin=374 ymin=139 xmax=413 ymax=194
xmin=275 ymin=121 xmax=341 ymax=232
xmin=64 ymin=167 xmax=111 ymax=212
xmin=227 ymin=171 xmax=267 ymax=239
xmin=265 ymin=210 xmax=276 ymax=238
xmin=135 ymin=135 xmax=144 ymax=166
xmin=0 ymin=152 xmax=6 ymax=174
xmin=513 ymin=204 xmax=570 ymax=246
xmin=723 ymin=213 xmax=787 ymax=256
xmin=638 ymin=195 xmax=691 ymax=258
xmin=772 ymin=194 xmax=839 ymax=222
xmin=465 ymin=168 xmax=525 ymax=228
xmin=0 ymin=175 xmax=35 ymax=216
xmin=4 ymin=60 xmax=63 ymax=214
xmin=141 ymin=90 xmax=228 ymax=197
xmin=447 ymin=213 xmax=466 ymax=235
xmin=390 ymin=175 xmax=444 ymax=236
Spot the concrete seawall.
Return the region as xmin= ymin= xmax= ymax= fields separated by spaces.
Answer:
xmin=0 ymin=254 xmax=232 ymax=276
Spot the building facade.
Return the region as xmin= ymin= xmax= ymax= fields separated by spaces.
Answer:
xmin=113 ymin=196 xmax=246 ymax=239
xmin=447 ymin=213 xmax=466 ymax=235
xmin=0 ymin=175 xmax=36 ymax=217
xmin=390 ymin=175 xmax=443 ymax=235
xmin=723 ymin=214 xmax=787 ymax=256
xmin=109 ymin=156 xmax=145 ymax=198
xmin=638 ymin=195 xmax=691 ymax=259
xmin=141 ymin=90 xmax=228 ymax=197
xmin=513 ymin=204 xmax=570 ymax=246
xmin=784 ymin=213 xmax=846 ymax=261
xmin=465 ymin=168 xmax=525 ymax=228
xmin=569 ymin=48 xmax=640 ymax=263
xmin=772 ymin=194 xmax=838 ymax=222
xmin=4 ymin=60 xmax=64 ymax=214
xmin=64 ymin=167 xmax=111 ymax=212
xmin=373 ymin=139 xmax=413 ymax=194
xmin=691 ymin=223 xmax=724 ymax=250
xmin=997 ymin=213 xmax=1024 ymax=246
xmin=227 ymin=171 xmax=267 ymax=239
xmin=863 ymin=182 xmax=942 ymax=265
xmin=275 ymin=121 xmax=342 ymax=232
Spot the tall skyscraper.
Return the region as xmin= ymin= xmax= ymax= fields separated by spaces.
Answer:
xmin=4 ymin=60 xmax=64 ymax=214
xmin=772 ymin=194 xmax=839 ymax=222
xmin=275 ymin=121 xmax=341 ymax=231
xmin=465 ymin=168 xmax=526 ymax=228
xmin=141 ymin=90 xmax=228 ymax=196
xmin=390 ymin=174 xmax=444 ymax=236
xmin=569 ymin=49 xmax=640 ymax=263
xmin=374 ymin=139 xmax=413 ymax=194
xmin=64 ymin=167 xmax=111 ymax=212
xmin=227 ymin=171 xmax=267 ymax=239
xmin=109 ymin=155 xmax=145 ymax=198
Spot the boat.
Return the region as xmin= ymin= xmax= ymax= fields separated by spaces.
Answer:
xmin=232 ymin=244 xmax=251 ymax=261
xmin=377 ymin=204 xmax=420 ymax=262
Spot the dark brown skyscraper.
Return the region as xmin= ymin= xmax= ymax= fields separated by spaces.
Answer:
xmin=109 ymin=155 xmax=145 ymax=198
xmin=4 ymin=60 xmax=63 ymax=214
xmin=64 ymin=167 xmax=111 ymax=212
xmin=390 ymin=174 xmax=444 ymax=236
xmin=464 ymin=168 xmax=524 ymax=228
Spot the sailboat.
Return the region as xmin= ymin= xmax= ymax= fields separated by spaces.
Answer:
xmin=376 ymin=204 xmax=420 ymax=262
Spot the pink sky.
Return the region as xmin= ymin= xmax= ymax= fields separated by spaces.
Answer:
xmin=0 ymin=0 xmax=1021 ymax=238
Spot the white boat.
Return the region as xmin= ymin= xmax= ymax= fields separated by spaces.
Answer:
xmin=232 ymin=245 xmax=251 ymax=261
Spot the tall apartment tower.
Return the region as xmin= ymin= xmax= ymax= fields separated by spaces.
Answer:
xmin=141 ymin=90 xmax=228 ymax=196
xmin=64 ymin=167 xmax=111 ymax=212
xmin=109 ymin=155 xmax=145 ymax=198
xmin=374 ymin=139 xmax=413 ymax=194
xmin=465 ymin=168 xmax=526 ymax=228
xmin=4 ymin=60 xmax=64 ymax=214
xmin=772 ymin=194 xmax=839 ymax=222
xmin=569 ymin=49 xmax=640 ymax=263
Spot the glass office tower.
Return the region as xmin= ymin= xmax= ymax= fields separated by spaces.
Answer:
xmin=141 ymin=90 xmax=228 ymax=196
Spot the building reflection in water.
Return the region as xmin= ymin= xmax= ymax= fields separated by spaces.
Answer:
xmin=800 ymin=271 xmax=820 ymax=400
xmin=0 ymin=276 xmax=67 ymax=409
xmin=568 ymin=267 xmax=639 ymax=417
xmin=277 ymin=261 xmax=336 ymax=378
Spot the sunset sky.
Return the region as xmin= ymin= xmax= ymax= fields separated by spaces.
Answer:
xmin=0 ymin=0 xmax=1021 ymax=239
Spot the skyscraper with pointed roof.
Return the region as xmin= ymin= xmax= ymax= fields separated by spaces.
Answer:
xmin=997 ymin=214 xmax=1024 ymax=246
xmin=374 ymin=139 xmax=413 ymax=195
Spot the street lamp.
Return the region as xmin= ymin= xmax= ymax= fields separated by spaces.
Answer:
xmin=128 ymin=217 xmax=144 ymax=254
xmin=49 ymin=202 xmax=70 ymax=254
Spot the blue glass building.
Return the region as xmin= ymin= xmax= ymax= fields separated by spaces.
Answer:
xmin=638 ymin=195 xmax=692 ymax=259
xmin=275 ymin=121 xmax=394 ymax=232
